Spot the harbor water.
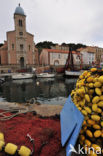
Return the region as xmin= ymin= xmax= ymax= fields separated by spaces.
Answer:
xmin=0 ymin=78 xmax=77 ymax=105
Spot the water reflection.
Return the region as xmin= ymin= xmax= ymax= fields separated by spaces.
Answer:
xmin=0 ymin=78 xmax=77 ymax=105
xmin=12 ymin=79 xmax=33 ymax=84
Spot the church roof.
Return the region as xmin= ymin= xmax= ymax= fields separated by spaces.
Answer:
xmin=14 ymin=4 xmax=26 ymax=16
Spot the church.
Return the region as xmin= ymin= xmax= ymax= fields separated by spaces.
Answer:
xmin=0 ymin=4 xmax=38 ymax=68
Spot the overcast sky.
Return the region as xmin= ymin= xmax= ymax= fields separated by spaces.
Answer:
xmin=0 ymin=0 xmax=103 ymax=47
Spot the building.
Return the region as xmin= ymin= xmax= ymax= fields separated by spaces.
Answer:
xmin=34 ymin=47 xmax=39 ymax=65
xmin=77 ymin=46 xmax=96 ymax=66
xmin=0 ymin=4 xmax=37 ymax=68
xmin=51 ymin=44 xmax=69 ymax=51
xmin=95 ymin=47 xmax=103 ymax=64
xmin=40 ymin=49 xmax=81 ymax=66
xmin=77 ymin=46 xmax=103 ymax=66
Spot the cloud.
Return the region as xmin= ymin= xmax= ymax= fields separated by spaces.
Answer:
xmin=0 ymin=0 xmax=103 ymax=47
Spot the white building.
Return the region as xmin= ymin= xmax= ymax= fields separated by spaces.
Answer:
xmin=40 ymin=49 xmax=81 ymax=66
xmin=78 ymin=47 xmax=95 ymax=66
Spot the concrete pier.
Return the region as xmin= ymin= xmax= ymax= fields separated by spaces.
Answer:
xmin=0 ymin=101 xmax=63 ymax=117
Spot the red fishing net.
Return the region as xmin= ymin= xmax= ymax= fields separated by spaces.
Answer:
xmin=0 ymin=111 xmax=64 ymax=156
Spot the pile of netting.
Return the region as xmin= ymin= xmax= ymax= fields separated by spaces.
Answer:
xmin=71 ymin=68 xmax=103 ymax=156
xmin=0 ymin=110 xmax=63 ymax=156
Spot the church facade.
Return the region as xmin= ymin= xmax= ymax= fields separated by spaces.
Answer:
xmin=0 ymin=4 xmax=38 ymax=68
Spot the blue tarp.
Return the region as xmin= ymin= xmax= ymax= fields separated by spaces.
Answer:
xmin=60 ymin=96 xmax=84 ymax=156
xmin=43 ymin=70 xmax=51 ymax=73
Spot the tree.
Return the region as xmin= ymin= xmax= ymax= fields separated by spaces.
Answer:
xmin=36 ymin=41 xmax=57 ymax=56
xmin=36 ymin=41 xmax=86 ymax=55
xmin=36 ymin=41 xmax=56 ymax=49
xmin=61 ymin=43 xmax=86 ymax=51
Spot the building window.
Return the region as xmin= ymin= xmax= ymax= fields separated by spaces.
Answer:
xmin=29 ymin=45 xmax=30 ymax=51
xmin=19 ymin=32 xmax=23 ymax=36
xmin=52 ymin=53 xmax=55 ymax=59
xmin=58 ymin=54 xmax=61 ymax=59
xmin=64 ymin=54 xmax=67 ymax=59
xmin=12 ymin=44 xmax=14 ymax=50
xmin=76 ymin=56 xmax=79 ymax=60
xmin=19 ymin=20 xmax=22 ymax=27
xmin=52 ymin=53 xmax=54 ymax=59
xmin=20 ymin=44 xmax=23 ymax=50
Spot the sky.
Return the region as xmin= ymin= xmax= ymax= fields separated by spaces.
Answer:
xmin=0 ymin=0 xmax=103 ymax=47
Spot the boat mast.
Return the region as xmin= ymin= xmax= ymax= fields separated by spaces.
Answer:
xmin=65 ymin=47 xmax=74 ymax=71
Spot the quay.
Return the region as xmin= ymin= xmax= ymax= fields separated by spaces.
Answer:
xmin=0 ymin=101 xmax=63 ymax=117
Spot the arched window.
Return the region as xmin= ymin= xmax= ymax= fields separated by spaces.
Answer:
xmin=19 ymin=20 xmax=22 ymax=27
xmin=29 ymin=45 xmax=30 ymax=51
xmin=12 ymin=44 xmax=14 ymax=50
xmin=20 ymin=20 xmax=22 ymax=26
xmin=19 ymin=20 xmax=21 ymax=26
xmin=19 ymin=32 xmax=23 ymax=36
xmin=20 ymin=44 xmax=23 ymax=50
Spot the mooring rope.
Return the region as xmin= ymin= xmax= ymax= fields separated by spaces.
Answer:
xmin=0 ymin=107 xmax=34 ymax=121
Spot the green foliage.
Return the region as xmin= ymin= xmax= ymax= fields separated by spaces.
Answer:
xmin=36 ymin=41 xmax=56 ymax=49
xmin=36 ymin=41 xmax=86 ymax=51
xmin=36 ymin=41 xmax=56 ymax=55
xmin=61 ymin=43 xmax=86 ymax=51
xmin=35 ymin=41 xmax=86 ymax=55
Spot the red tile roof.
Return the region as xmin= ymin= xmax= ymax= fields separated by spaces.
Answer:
xmin=44 ymin=49 xmax=80 ymax=55
xmin=77 ymin=46 xmax=96 ymax=53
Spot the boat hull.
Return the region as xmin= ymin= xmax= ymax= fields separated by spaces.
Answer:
xmin=36 ymin=73 xmax=55 ymax=78
xmin=65 ymin=70 xmax=82 ymax=78
xmin=12 ymin=73 xmax=33 ymax=80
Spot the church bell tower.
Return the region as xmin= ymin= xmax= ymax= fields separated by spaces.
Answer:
xmin=14 ymin=4 xmax=27 ymax=67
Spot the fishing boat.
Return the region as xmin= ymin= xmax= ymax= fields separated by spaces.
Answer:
xmin=64 ymin=47 xmax=82 ymax=78
xmin=12 ymin=73 xmax=33 ymax=80
xmin=65 ymin=70 xmax=82 ymax=77
xmin=36 ymin=73 xmax=55 ymax=78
